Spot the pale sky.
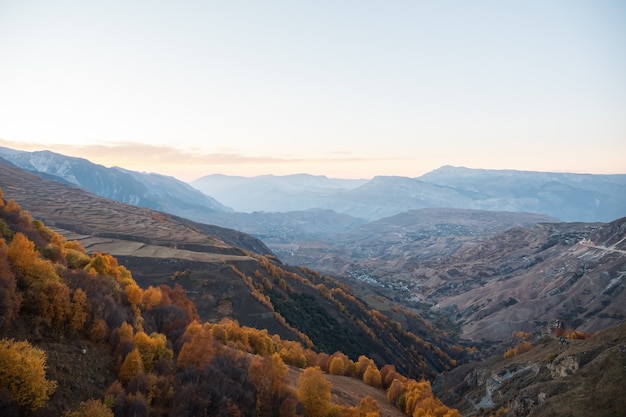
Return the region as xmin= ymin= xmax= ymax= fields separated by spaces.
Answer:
xmin=1 ymin=1 xmax=625 ymax=181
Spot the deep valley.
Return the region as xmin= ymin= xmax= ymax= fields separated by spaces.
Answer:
xmin=0 ymin=150 xmax=625 ymax=417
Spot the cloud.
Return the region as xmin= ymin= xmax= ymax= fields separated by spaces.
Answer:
xmin=0 ymin=139 xmax=408 ymax=180
xmin=0 ymin=139 xmax=394 ymax=165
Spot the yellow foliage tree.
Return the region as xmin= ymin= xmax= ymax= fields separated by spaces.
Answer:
xmin=133 ymin=331 xmax=173 ymax=372
xmin=177 ymin=322 xmax=214 ymax=369
xmin=65 ymin=247 xmax=90 ymax=269
xmin=328 ymin=355 xmax=347 ymax=376
xmin=118 ymin=348 xmax=144 ymax=383
xmin=84 ymin=252 xmax=118 ymax=277
xmin=118 ymin=321 xmax=135 ymax=345
xmin=279 ymin=340 xmax=307 ymax=368
xmin=363 ymin=364 xmax=382 ymax=388
xmin=249 ymin=353 xmax=288 ymax=417
xmin=68 ymin=288 xmax=88 ymax=332
xmin=32 ymin=279 xmax=72 ymax=328
xmin=85 ymin=252 xmax=136 ymax=287
xmin=63 ymin=399 xmax=114 ymax=417
xmin=8 ymin=232 xmax=61 ymax=286
xmin=355 ymin=355 xmax=373 ymax=379
xmin=503 ymin=341 xmax=533 ymax=359
xmin=7 ymin=232 xmax=77 ymax=328
xmin=297 ymin=367 xmax=332 ymax=417
xmin=141 ymin=285 xmax=162 ymax=310
xmin=125 ymin=283 xmax=143 ymax=305
xmin=133 ymin=331 xmax=156 ymax=370
xmin=0 ymin=338 xmax=57 ymax=411
xmin=357 ymin=396 xmax=380 ymax=417
xmin=7 ymin=232 xmax=38 ymax=272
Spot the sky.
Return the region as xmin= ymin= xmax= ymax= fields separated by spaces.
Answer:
xmin=1 ymin=1 xmax=625 ymax=181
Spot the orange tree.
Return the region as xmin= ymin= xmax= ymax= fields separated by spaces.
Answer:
xmin=0 ymin=338 xmax=57 ymax=411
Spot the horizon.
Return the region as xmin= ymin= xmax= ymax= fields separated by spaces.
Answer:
xmin=1 ymin=142 xmax=624 ymax=183
xmin=1 ymin=2 xmax=625 ymax=181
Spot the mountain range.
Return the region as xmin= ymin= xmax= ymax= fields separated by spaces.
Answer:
xmin=1 ymin=148 xmax=625 ymax=240
xmin=192 ymin=166 xmax=626 ymax=223
xmin=0 ymin=146 xmax=231 ymax=219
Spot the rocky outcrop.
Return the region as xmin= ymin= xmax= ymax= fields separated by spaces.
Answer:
xmin=549 ymin=354 xmax=579 ymax=378
xmin=433 ymin=322 xmax=626 ymax=417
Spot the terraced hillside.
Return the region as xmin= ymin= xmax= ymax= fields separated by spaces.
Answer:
xmin=0 ymin=159 xmax=461 ymax=380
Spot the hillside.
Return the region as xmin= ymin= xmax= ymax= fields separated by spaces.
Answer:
xmin=0 ymin=148 xmax=232 ymax=217
xmin=0 ymin=192 xmax=461 ymax=416
xmin=274 ymin=208 xmax=625 ymax=351
xmin=274 ymin=208 xmax=556 ymax=273
xmin=0 ymin=159 xmax=462 ymax=381
xmin=307 ymin=215 xmax=625 ymax=344
xmin=433 ymin=321 xmax=626 ymax=416
xmin=420 ymin=219 xmax=626 ymax=342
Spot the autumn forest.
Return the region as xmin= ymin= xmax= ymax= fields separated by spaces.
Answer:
xmin=0 ymin=188 xmax=462 ymax=417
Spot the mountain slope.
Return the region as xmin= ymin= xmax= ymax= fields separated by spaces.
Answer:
xmin=0 ymin=147 xmax=231 ymax=216
xmin=0 ymin=159 xmax=459 ymax=380
xmin=0 ymin=157 xmax=264 ymax=255
xmin=0 ymin=194 xmax=459 ymax=416
xmin=434 ymin=321 xmax=626 ymax=416
xmin=274 ymin=208 xmax=557 ymax=278
xmin=417 ymin=219 xmax=626 ymax=341
xmin=419 ymin=165 xmax=626 ymax=222
xmin=278 ymin=208 xmax=625 ymax=346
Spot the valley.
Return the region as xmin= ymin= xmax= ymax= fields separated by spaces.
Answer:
xmin=0 ymin=149 xmax=625 ymax=416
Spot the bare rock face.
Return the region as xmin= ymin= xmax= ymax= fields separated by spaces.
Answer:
xmin=427 ymin=220 xmax=626 ymax=341
xmin=510 ymin=387 xmax=547 ymax=417
xmin=433 ymin=322 xmax=626 ymax=417
xmin=549 ymin=355 xmax=579 ymax=378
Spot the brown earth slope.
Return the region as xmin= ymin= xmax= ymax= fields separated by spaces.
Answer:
xmin=422 ymin=220 xmax=626 ymax=341
xmin=434 ymin=321 xmax=626 ymax=417
xmin=0 ymin=159 xmax=459 ymax=380
xmin=290 ymin=208 xmax=625 ymax=344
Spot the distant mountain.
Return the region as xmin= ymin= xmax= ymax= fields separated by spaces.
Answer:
xmin=326 ymin=176 xmax=476 ymax=220
xmin=420 ymin=165 xmax=626 ymax=222
xmin=0 ymin=148 xmax=368 ymax=240
xmin=3 ymin=145 xmax=624 ymax=241
xmin=193 ymin=167 xmax=626 ymax=222
xmin=0 ymin=157 xmax=267 ymax=255
xmin=191 ymin=173 xmax=368 ymax=213
xmin=0 ymin=147 xmax=232 ymax=218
